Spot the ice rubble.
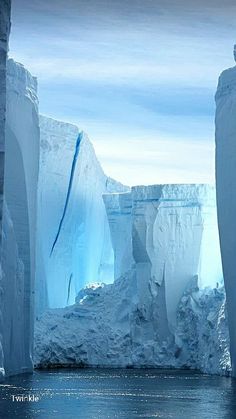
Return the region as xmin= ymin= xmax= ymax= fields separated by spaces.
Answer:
xmin=35 ymin=185 xmax=230 ymax=374
xmin=34 ymin=281 xmax=230 ymax=374
xmin=36 ymin=116 xmax=128 ymax=315
xmin=215 ymin=47 xmax=236 ymax=376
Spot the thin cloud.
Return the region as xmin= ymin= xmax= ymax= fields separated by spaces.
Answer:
xmin=9 ymin=0 xmax=236 ymax=185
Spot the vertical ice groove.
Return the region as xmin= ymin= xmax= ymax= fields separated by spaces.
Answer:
xmin=67 ymin=274 xmax=73 ymax=305
xmin=50 ymin=132 xmax=83 ymax=256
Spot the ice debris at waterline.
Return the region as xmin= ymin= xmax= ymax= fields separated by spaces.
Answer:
xmin=34 ymin=280 xmax=230 ymax=374
xmin=34 ymin=185 xmax=230 ymax=375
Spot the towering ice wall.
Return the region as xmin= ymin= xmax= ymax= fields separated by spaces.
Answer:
xmin=36 ymin=116 xmax=128 ymax=314
xmin=215 ymin=48 xmax=236 ymax=376
xmin=104 ymin=184 xmax=223 ymax=332
xmin=0 ymin=0 xmax=11 ymax=379
xmin=0 ymin=59 xmax=39 ymax=376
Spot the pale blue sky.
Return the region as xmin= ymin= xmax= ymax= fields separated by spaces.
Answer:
xmin=9 ymin=0 xmax=236 ymax=186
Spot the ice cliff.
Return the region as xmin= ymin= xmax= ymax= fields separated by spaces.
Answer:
xmin=1 ymin=0 xmax=38 ymax=380
xmin=36 ymin=116 xmax=128 ymax=315
xmin=0 ymin=0 xmax=38 ymax=379
xmin=35 ymin=185 xmax=229 ymax=375
xmin=0 ymin=0 xmax=11 ymax=379
xmin=0 ymin=1 xmax=11 ymax=198
xmin=0 ymin=59 xmax=39 ymax=376
xmin=215 ymin=46 xmax=236 ymax=376
xmin=104 ymin=185 xmax=223 ymax=332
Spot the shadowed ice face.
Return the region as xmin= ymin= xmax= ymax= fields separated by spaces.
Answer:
xmin=234 ymin=45 xmax=236 ymax=62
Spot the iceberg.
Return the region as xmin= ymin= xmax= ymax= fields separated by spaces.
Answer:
xmin=36 ymin=116 xmax=128 ymax=314
xmin=215 ymin=46 xmax=236 ymax=376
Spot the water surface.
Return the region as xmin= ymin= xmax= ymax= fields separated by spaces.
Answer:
xmin=0 ymin=368 xmax=235 ymax=418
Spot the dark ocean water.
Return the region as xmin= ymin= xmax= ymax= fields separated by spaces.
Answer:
xmin=0 ymin=368 xmax=235 ymax=419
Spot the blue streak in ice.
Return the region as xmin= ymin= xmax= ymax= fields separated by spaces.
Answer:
xmin=50 ymin=132 xmax=83 ymax=256
xmin=67 ymin=274 xmax=73 ymax=305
